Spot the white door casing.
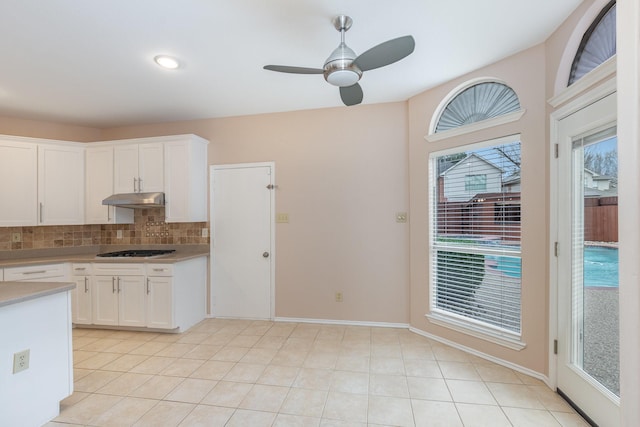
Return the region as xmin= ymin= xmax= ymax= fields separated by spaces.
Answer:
xmin=210 ymin=163 xmax=275 ymax=320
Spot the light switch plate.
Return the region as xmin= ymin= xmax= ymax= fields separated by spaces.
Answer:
xmin=276 ymin=213 xmax=290 ymax=223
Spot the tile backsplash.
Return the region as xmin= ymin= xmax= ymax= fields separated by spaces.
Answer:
xmin=0 ymin=208 xmax=208 ymax=251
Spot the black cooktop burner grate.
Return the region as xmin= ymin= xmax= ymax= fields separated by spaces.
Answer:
xmin=96 ymin=249 xmax=176 ymax=258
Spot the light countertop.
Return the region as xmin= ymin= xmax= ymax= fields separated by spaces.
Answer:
xmin=0 ymin=245 xmax=210 ymax=269
xmin=0 ymin=281 xmax=75 ymax=307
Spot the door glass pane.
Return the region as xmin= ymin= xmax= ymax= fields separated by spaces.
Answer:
xmin=571 ymin=128 xmax=619 ymax=397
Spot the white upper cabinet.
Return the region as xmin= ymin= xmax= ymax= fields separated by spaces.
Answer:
xmin=85 ymin=146 xmax=133 ymax=224
xmin=0 ymin=139 xmax=38 ymax=226
xmin=114 ymin=142 xmax=163 ymax=193
xmin=0 ymin=133 xmax=208 ymax=226
xmin=38 ymin=143 xmax=85 ymax=225
xmin=164 ymin=135 xmax=208 ymax=222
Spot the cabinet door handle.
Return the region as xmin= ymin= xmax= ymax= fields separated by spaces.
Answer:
xmin=23 ymin=270 xmax=47 ymax=275
xmin=133 ymin=177 xmax=138 ymax=192
xmin=146 ymin=277 xmax=150 ymax=295
xmin=139 ymin=177 xmax=143 ymax=192
xmin=39 ymin=202 xmax=43 ymax=223
xmin=75 ymin=267 xmax=86 ymax=271
xmin=84 ymin=277 xmax=89 ymax=293
xmin=117 ymin=277 xmax=121 ymax=293
xmin=112 ymin=277 xmax=116 ymax=293
xmin=107 ymin=206 xmax=111 ymax=222
xmin=152 ymin=268 xmax=166 ymax=272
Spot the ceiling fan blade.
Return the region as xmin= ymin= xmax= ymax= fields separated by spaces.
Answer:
xmin=340 ymin=83 xmax=363 ymax=106
xmin=263 ymin=65 xmax=324 ymax=74
xmin=353 ymin=35 xmax=415 ymax=72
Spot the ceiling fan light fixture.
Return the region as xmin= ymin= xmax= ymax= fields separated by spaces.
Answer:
xmin=325 ymin=69 xmax=361 ymax=87
xmin=154 ymin=55 xmax=180 ymax=69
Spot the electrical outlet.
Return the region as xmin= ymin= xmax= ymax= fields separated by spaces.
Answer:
xmin=116 ymin=230 xmax=123 ymax=239
xmin=12 ymin=232 xmax=21 ymax=243
xmin=335 ymin=292 xmax=343 ymax=302
xmin=13 ymin=349 xmax=30 ymax=374
xmin=201 ymin=228 xmax=209 ymax=238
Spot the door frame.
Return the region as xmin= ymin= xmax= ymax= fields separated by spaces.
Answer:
xmin=549 ymin=78 xmax=616 ymax=388
xmin=209 ymin=162 xmax=276 ymax=320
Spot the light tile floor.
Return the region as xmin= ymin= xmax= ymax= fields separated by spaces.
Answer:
xmin=45 ymin=319 xmax=589 ymax=427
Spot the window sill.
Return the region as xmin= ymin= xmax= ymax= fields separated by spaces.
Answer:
xmin=426 ymin=311 xmax=527 ymax=351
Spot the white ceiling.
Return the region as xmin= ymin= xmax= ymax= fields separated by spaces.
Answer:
xmin=0 ymin=0 xmax=583 ymax=128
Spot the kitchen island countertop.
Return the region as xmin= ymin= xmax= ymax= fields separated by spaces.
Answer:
xmin=0 ymin=281 xmax=76 ymax=308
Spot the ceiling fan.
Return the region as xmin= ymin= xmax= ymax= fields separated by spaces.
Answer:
xmin=263 ymin=15 xmax=415 ymax=106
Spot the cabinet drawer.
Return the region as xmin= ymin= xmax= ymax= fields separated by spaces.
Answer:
xmin=71 ymin=263 xmax=92 ymax=276
xmin=4 ymin=263 xmax=67 ymax=281
xmin=92 ymin=263 xmax=145 ymax=276
xmin=146 ymin=264 xmax=173 ymax=276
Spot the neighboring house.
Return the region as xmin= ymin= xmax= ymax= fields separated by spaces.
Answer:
xmin=439 ymin=154 xmax=504 ymax=202
xmin=502 ymin=172 xmax=521 ymax=193
xmin=584 ymin=168 xmax=614 ymax=192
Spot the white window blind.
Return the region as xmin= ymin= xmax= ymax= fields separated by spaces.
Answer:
xmin=431 ymin=139 xmax=522 ymax=334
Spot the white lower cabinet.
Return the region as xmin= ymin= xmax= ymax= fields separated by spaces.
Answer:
xmin=146 ymin=275 xmax=173 ymax=329
xmin=71 ymin=263 xmax=92 ymax=325
xmin=4 ymin=263 xmax=67 ymax=282
xmin=86 ymin=257 xmax=206 ymax=331
xmin=92 ymin=263 xmax=146 ymax=327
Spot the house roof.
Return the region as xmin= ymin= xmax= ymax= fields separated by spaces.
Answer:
xmin=0 ymin=0 xmax=583 ymax=128
xmin=440 ymin=153 xmax=504 ymax=177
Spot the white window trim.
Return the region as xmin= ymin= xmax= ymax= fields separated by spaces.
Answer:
xmin=426 ymin=311 xmax=527 ymax=351
xmin=548 ymin=56 xmax=616 ymax=108
xmin=429 ymin=134 xmax=524 ymax=350
xmin=425 ymin=110 xmax=526 ymax=143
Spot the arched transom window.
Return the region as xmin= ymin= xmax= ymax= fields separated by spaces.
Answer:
xmin=568 ymin=0 xmax=616 ymax=86
xmin=434 ymin=81 xmax=521 ymax=134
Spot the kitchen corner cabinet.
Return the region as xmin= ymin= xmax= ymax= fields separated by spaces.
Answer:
xmin=164 ymin=135 xmax=209 ymax=222
xmin=114 ymin=142 xmax=163 ymax=194
xmin=0 ymin=140 xmax=38 ymax=226
xmin=70 ymin=263 xmax=92 ymax=325
xmin=85 ymin=146 xmax=134 ymax=224
xmin=38 ymin=143 xmax=85 ymax=225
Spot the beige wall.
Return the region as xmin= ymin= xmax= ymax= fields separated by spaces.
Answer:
xmin=101 ymin=103 xmax=411 ymax=324
xmin=407 ymin=44 xmax=549 ymax=374
xmin=0 ymin=116 xmax=101 ymax=142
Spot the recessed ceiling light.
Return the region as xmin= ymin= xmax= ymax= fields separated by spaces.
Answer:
xmin=154 ymin=55 xmax=180 ymax=69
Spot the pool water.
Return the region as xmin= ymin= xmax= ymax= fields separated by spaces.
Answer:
xmin=488 ymin=246 xmax=619 ymax=287
xmin=583 ymin=246 xmax=619 ymax=287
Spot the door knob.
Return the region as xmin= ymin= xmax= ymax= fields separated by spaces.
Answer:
xmin=263 ymin=252 xmax=270 ymax=258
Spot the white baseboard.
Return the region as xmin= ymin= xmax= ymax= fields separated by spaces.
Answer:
xmin=409 ymin=326 xmax=552 ymax=388
xmin=275 ymin=316 xmax=409 ymax=329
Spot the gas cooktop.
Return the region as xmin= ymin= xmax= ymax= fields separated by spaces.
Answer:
xmin=96 ymin=249 xmax=176 ymax=258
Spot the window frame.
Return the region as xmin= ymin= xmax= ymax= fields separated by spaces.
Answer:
xmin=426 ymin=77 xmax=526 ymax=143
xmin=427 ymin=134 xmax=526 ymax=350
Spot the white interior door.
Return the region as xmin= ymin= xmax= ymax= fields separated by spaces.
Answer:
xmin=556 ymin=92 xmax=620 ymax=426
xmin=211 ymin=163 xmax=274 ymax=319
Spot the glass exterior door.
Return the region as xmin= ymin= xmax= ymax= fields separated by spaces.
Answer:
xmin=556 ymin=92 xmax=620 ymax=427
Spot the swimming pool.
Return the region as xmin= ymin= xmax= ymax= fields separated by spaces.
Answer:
xmin=488 ymin=246 xmax=619 ymax=287
xmin=583 ymin=246 xmax=618 ymax=287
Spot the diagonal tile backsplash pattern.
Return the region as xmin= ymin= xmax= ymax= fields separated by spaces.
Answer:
xmin=0 ymin=208 xmax=208 ymax=251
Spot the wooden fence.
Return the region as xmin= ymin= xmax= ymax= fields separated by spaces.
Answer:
xmin=584 ymin=196 xmax=618 ymax=242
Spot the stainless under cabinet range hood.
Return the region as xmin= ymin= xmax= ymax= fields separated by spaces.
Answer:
xmin=102 ymin=192 xmax=165 ymax=209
